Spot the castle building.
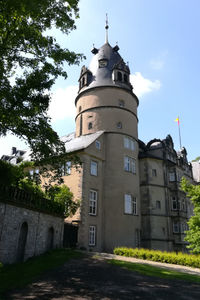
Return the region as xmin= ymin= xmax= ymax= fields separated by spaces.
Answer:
xmin=59 ymin=29 xmax=194 ymax=252
xmin=1 ymin=27 xmax=195 ymax=253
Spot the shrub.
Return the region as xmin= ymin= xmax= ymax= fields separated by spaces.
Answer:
xmin=114 ymin=247 xmax=200 ymax=268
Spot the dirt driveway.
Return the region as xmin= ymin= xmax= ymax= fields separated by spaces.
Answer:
xmin=5 ymin=255 xmax=200 ymax=300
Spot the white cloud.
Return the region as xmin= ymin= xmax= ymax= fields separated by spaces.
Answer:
xmin=48 ymin=85 xmax=78 ymax=122
xmin=130 ymin=72 xmax=161 ymax=98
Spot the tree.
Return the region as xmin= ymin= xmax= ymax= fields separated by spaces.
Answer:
xmin=192 ymin=156 xmax=200 ymax=162
xmin=0 ymin=0 xmax=84 ymax=161
xmin=181 ymin=177 xmax=200 ymax=254
xmin=47 ymin=185 xmax=79 ymax=217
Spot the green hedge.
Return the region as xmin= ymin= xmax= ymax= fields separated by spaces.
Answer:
xmin=113 ymin=247 xmax=200 ymax=268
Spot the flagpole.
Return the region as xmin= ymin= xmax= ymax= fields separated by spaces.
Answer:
xmin=178 ymin=116 xmax=182 ymax=149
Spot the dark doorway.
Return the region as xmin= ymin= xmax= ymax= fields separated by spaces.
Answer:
xmin=16 ymin=222 xmax=28 ymax=262
xmin=46 ymin=227 xmax=54 ymax=251
xmin=63 ymin=223 xmax=78 ymax=248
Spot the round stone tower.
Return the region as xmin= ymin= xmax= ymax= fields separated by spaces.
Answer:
xmin=75 ymin=25 xmax=141 ymax=252
xmin=75 ymin=42 xmax=138 ymax=139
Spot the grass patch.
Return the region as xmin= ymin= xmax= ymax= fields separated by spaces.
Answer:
xmin=0 ymin=248 xmax=83 ymax=298
xmin=109 ymin=259 xmax=200 ymax=283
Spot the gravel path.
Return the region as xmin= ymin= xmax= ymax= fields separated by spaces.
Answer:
xmin=5 ymin=253 xmax=200 ymax=300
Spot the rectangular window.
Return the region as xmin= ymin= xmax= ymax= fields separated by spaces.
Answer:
xmin=169 ymin=172 xmax=175 ymax=182
xmin=133 ymin=197 xmax=137 ymax=215
xmin=173 ymin=221 xmax=179 ymax=233
xmin=124 ymin=194 xmax=132 ymax=214
xmin=156 ymin=200 xmax=161 ymax=209
xmin=89 ymin=190 xmax=97 ymax=215
xmin=124 ymin=137 xmax=135 ymax=151
xmin=91 ymin=161 xmax=98 ymax=176
xmin=172 ymin=197 xmax=177 ymax=210
xmin=124 ymin=194 xmax=137 ymax=215
xmin=124 ymin=156 xmax=136 ymax=174
xmin=89 ymin=225 xmax=96 ymax=246
xmin=60 ymin=161 xmax=71 ymax=176
xmin=152 ymin=169 xmax=157 ymax=177
xmin=95 ymin=140 xmax=101 ymax=150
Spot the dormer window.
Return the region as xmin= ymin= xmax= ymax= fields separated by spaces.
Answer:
xmin=99 ymin=59 xmax=108 ymax=68
xmin=124 ymin=74 xmax=128 ymax=83
xmin=117 ymin=71 xmax=122 ymax=81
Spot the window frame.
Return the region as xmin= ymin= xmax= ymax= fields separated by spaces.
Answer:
xmin=172 ymin=196 xmax=177 ymax=210
xmin=169 ymin=172 xmax=175 ymax=182
xmin=124 ymin=194 xmax=132 ymax=214
xmin=124 ymin=136 xmax=135 ymax=151
xmin=90 ymin=160 xmax=98 ymax=176
xmin=89 ymin=190 xmax=97 ymax=216
xmin=124 ymin=156 xmax=136 ymax=174
xmin=173 ymin=221 xmax=179 ymax=233
xmin=124 ymin=194 xmax=137 ymax=215
xmin=89 ymin=225 xmax=96 ymax=246
xmin=95 ymin=140 xmax=101 ymax=150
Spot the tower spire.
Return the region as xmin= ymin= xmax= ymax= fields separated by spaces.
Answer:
xmin=105 ymin=13 xmax=109 ymax=43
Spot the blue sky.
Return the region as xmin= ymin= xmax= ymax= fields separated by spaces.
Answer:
xmin=1 ymin=0 xmax=199 ymax=161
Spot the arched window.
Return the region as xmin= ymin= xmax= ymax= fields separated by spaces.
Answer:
xmin=88 ymin=122 xmax=93 ymax=130
xmin=117 ymin=71 xmax=122 ymax=81
xmin=124 ymin=74 xmax=128 ymax=83
xmin=16 ymin=222 xmax=28 ymax=262
xmin=46 ymin=227 xmax=54 ymax=251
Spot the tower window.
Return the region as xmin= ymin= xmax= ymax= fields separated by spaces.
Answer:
xmin=91 ymin=161 xmax=98 ymax=176
xmin=95 ymin=140 xmax=101 ymax=150
xmin=82 ymin=77 xmax=85 ymax=87
xmin=117 ymin=71 xmax=122 ymax=81
xmin=99 ymin=59 xmax=108 ymax=68
xmin=117 ymin=122 xmax=122 ymax=129
xmin=124 ymin=156 xmax=136 ymax=174
xmin=89 ymin=190 xmax=98 ymax=215
xmin=124 ymin=136 xmax=135 ymax=151
xmin=88 ymin=122 xmax=93 ymax=130
xmin=156 ymin=200 xmax=161 ymax=209
xmin=152 ymin=169 xmax=157 ymax=177
xmin=124 ymin=74 xmax=128 ymax=82
xmin=79 ymin=106 xmax=82 ymax=112
xmin=119 ymin=100 xmax=125 ymax=107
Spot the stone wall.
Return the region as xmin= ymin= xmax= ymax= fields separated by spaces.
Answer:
xmin=0 ymin=202 xmax=64 ymax=264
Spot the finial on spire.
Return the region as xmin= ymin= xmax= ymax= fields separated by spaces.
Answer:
xmin=105 ymin=13 xmax=109 ymax=43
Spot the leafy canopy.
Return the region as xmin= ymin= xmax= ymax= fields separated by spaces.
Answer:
xmin=0 ymin=0 xmax=84 ymax=161
xmin=181 ymin=177 xmax=200 ymax=254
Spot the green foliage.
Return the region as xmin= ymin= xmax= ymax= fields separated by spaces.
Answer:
xmin=109 ymin=260 xmax=200 ymax=283
xmin=47 ymin=184 xmax=80 ymax=217
xmin=181 ymin=177 xmax=200 ymax=254
xmin=18 ymin=178 xmax=46 ymax=198
xmin=192 ymin=156 xmax=200 ymax=162
xmin=0 ymin=161 xmax=79 ymax=217
xmin=0 ymin=249 xmax=83 ymax=297
xmin=114 ymin=247 xmax=200 ymax=268
xmin=0 ymin=0 xmax=84 ymax=161
xmin=0 ymin=160 xmax=25 ymax=186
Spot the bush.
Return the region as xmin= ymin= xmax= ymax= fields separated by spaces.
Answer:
xmin=114 ymin=247 xmax=200 ymax=268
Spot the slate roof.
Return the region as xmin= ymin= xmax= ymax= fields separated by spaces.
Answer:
xmin=61 ymin=131 xmax=104 ymax=153
xmin=79 ymin=42 xmax=132 ymax=94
